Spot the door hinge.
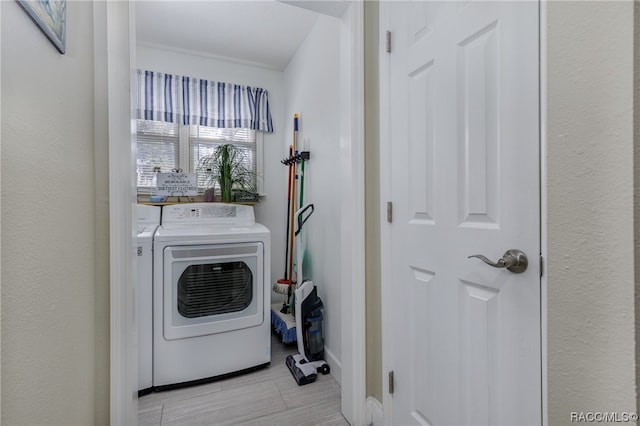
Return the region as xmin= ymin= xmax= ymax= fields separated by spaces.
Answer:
xmin=387 ymin=201 xmax=393 ymax=223
xmin=386 ymin=30 xmax=392 ymax=53
xmin=388 ymin=371 xmax=395 ymax=394
xmin=540 ymin=255 xmax=544 ymax=278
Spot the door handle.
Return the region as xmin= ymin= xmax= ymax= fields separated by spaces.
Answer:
xmin=468 ymin=249 xmax=528 ymax=273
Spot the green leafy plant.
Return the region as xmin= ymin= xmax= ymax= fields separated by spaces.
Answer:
xmin=197 ymin=144 xmax=258 ymax=203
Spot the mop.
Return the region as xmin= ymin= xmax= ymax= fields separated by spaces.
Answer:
xmin=273 ymin=145 xmax=294 ymax=298
xmin=285 ymin=204 xmax=330 ymax=385
xmin=273 ymin=114 xmax=299 ymax=299
xmin=286 ymin=115 xmax=299 ymax=309
xmin=271 ymin=115 xmax=299 ymax=343
xmin=270 ymin=145 xmax=297 ymax=342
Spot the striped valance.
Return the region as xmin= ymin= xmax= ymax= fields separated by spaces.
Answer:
xmin=136 ymin=70 xmax=274 ymax=133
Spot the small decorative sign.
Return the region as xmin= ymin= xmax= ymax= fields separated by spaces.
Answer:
xmin=155 ymin=172 xmax=198 ymax=196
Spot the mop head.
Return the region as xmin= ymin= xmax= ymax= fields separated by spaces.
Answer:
xmin=271 ymin=304 xmax=297 ymax=343
xmin=272 ymin=280 xmax=291 ymax=294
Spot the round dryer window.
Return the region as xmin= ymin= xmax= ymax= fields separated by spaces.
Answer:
xmin=177 ymin=261 xmax=253 ymax=318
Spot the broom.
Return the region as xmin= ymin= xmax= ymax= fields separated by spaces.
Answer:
xmin=273 ymin=145 xmax=294 ymax=297
xmin=285 ymin=114 xmax=299 ymax=310
xmin=274 ymin=114 xmax=299 ymax=305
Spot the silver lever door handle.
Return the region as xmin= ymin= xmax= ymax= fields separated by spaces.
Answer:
xmin=468 ymin=249 xmax=528 ymax=273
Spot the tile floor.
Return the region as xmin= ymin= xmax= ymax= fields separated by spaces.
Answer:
xmin=138 ymin=332 xmax=348 ymax=426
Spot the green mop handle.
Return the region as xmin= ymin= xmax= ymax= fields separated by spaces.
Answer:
xmin=295 ymin=204 xmax=314 ymax=285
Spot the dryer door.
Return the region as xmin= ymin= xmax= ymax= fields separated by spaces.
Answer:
xmin=163 ymin=242 xmax=264 ymax=340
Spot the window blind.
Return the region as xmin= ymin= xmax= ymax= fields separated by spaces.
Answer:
xmin=136 ymin=120 xmax=180 ymax=189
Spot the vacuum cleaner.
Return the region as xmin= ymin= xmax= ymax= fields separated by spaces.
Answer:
xmin=286 ymin=204 xmax=331 ymax=385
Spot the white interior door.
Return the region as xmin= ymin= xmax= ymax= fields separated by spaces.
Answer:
xmin=381 ymin=1 xmax=541 ymax=425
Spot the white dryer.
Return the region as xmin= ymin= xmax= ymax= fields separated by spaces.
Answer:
xmin=136 ymin=204 xmax=161 ymax=393
xmin=153 ymin=203 xmax=271 ymax=388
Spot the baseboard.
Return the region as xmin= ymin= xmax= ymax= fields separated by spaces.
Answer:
xmin=324 ymin=347 xmax=342 ymax=386
xmin=365 ymin=397 xmax=384 ymax=426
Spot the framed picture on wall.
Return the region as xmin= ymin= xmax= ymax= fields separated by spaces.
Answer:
xmin=17 ymin=0 xmax=67 ymax=54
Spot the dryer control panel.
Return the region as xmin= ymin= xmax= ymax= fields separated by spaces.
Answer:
xmin=162 ymin=203 xmax=255 ymax=226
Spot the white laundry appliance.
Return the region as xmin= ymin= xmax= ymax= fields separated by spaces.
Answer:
xmin=153 ymin=203 xmax=271 ymax=388
xmin=136 ymin=204 xmax=161 ymax=393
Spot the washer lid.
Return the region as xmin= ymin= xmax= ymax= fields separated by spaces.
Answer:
xmin=137 ymin=204 xmax=161 ymax=226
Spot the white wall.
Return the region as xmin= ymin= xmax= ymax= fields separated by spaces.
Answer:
xmin=136 ymin=45 xmax=289 ymax=294
xmin=1 ymin=1 xmax=107 ymax=424
xmin=547 ymin=1 xmax=637 ymax=422
xmin=283 ymin=15 xmax=343 ymax=375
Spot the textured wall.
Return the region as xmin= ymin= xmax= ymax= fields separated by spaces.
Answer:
xmin=1 ymin=1 xmax=101 ymax=425
xmin=547 ymin=1 xmax=637 ymax=423
xmin=635 ymin=2 xmax=640 ymax=414
xmin=92 ymin=3 xmax=111 ymax=423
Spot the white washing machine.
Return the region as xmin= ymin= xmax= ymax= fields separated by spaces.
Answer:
xmin=136 ymin=204 xmax=161 ymax=393
xmin=153 ymin=203 xmax=271 ymax=388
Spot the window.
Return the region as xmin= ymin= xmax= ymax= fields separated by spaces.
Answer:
xmin=190 ymin=126 xmax=257 ymax=190
xmin=136 ymin=120 xmax=262 ymax=194
xmin=136 ymin=120 xmax=179 ymax=189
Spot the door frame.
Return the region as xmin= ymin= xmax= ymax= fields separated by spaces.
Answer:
xmin=378 ymin=1 xmax=548 ymax=424
xmin=539 ymin=1 xmax=549 ymax=423
xmin=103 ymin=1 xmax=137 ymax=424
xmin=105 ymin=2 xmax=367 ymax=425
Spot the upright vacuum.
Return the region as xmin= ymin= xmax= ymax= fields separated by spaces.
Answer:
xmin=286 ymin=204 xmax=331 ymax=385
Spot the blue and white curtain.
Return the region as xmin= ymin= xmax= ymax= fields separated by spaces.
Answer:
xmin=136 ymin=69 xmax=274 ymax=133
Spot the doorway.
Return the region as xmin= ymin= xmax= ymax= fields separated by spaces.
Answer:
xmin=106 ymin=2 xmax=366 ymax=424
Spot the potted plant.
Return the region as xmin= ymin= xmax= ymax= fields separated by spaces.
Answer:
xmin=197 ymin=144 xmax=258 ymax=203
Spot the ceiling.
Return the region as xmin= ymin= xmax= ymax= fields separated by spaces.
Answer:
xmin=135 ymin=1 xmax=349 ymax=71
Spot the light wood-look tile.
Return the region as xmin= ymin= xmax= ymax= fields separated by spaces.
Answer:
xmin=162 ymin=381 xmax=287 ymax=426
xmin=138 ymin=332 xmax=348 ymax=426
xmin=233 ymin=399 xmax=346 ymax=426
xmin=138 ymin=405 xmax=163 ymax=426
xmin=276 ymin=373 xmax=341 ymax=410
xmin=139 ymin=381 xmax=224 ymax=412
